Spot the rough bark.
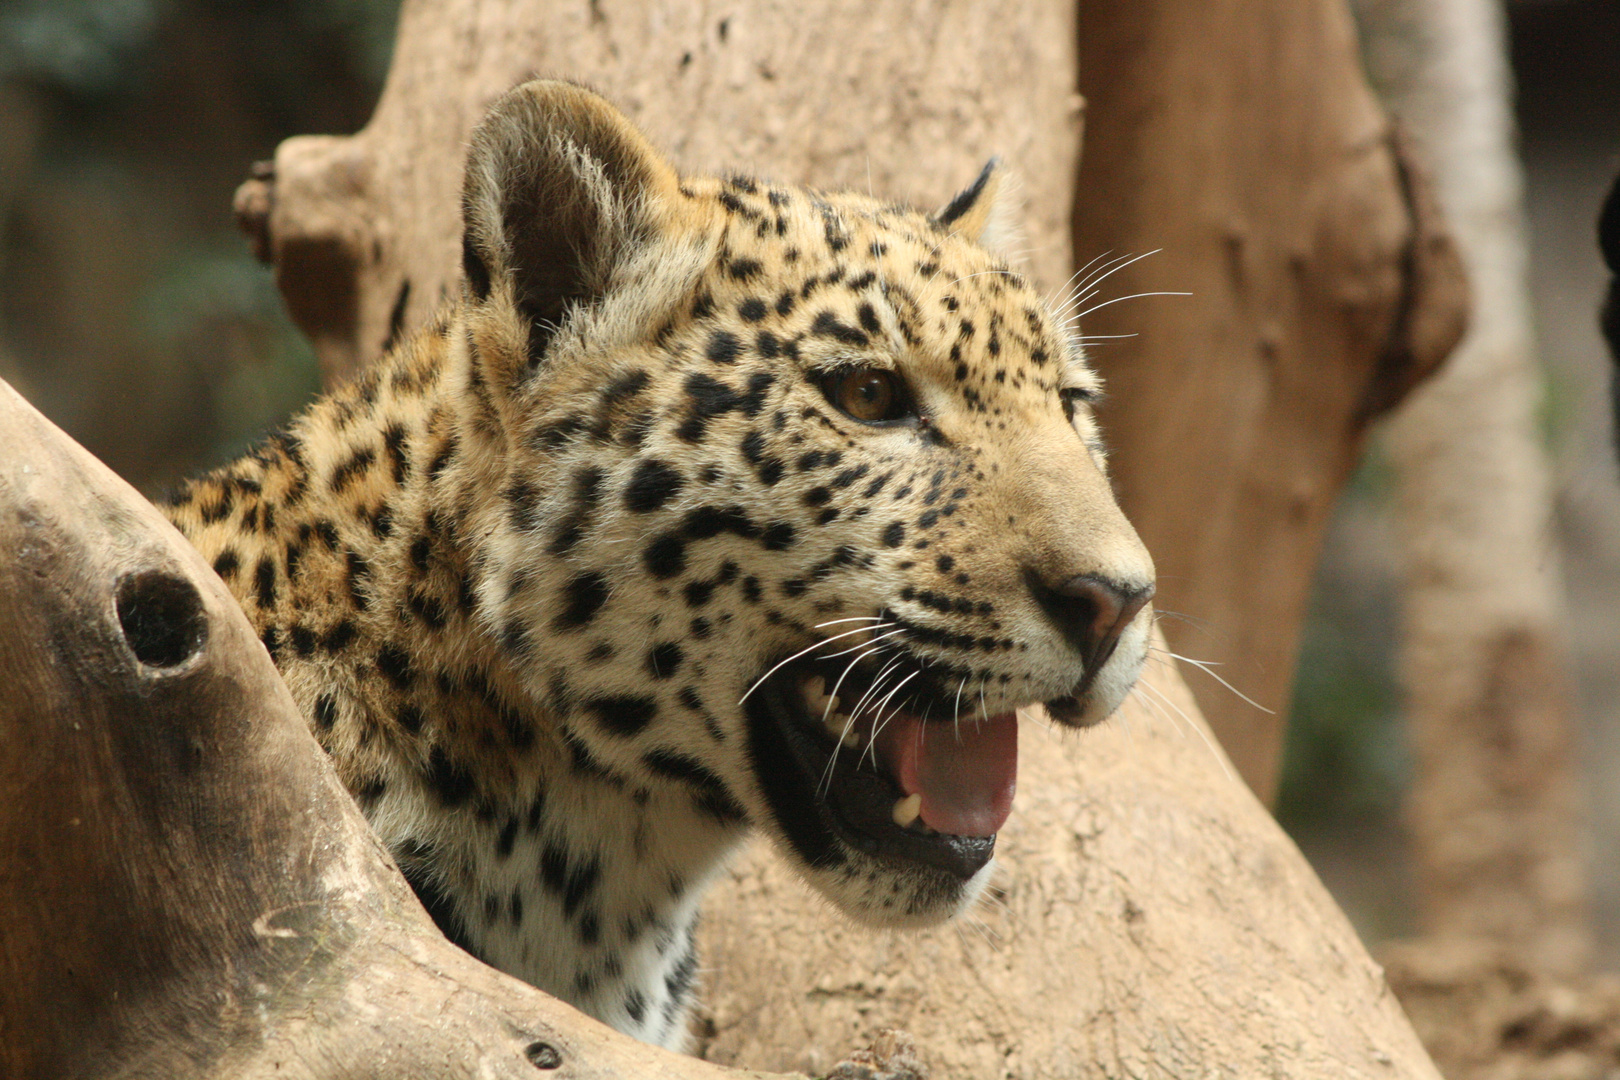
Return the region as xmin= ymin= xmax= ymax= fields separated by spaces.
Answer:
xmin=220 ymin=1 xmax=1458 ymax=1075
xmin=1072 ymin=2 xmax=1469 ymax=799
xmin=1355 ymin=0 xmax=1591 ymax=975
xmin=0 ymin=376 xmax=793 ymax=1080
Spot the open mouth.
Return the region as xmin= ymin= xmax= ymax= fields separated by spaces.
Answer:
xmin=743 ymin=652 xmax=1021 ymax=881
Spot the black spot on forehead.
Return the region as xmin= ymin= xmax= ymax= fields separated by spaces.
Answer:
xmin=811 ymin=310 xmax=868 ymax=346
xmin=321 ymin=618 xmax=357 ymax=652
xmin=682 ymin=504 xmax=758 ymax=540
xmin=377 ymin=642 xmax=414 ymax=688
xmin=329 ymin=446 xmax=375 ymax=493
xmin=549 ymin=465 xmax=605 ymax=556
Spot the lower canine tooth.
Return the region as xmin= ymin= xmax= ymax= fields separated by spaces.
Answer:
xmin=892 ymin=793 xmax=923 ymax=828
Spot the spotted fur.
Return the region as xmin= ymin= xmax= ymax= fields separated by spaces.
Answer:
xmin=162 ymin=81 xmax=1155 ymax=1049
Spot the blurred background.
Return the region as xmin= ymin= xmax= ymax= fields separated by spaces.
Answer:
xmin=0 ymin=0 xmax=1615 ymax=963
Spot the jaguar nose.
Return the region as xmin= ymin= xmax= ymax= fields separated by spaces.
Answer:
xmin=1029 ymin=570 xmax=1154 ymax=680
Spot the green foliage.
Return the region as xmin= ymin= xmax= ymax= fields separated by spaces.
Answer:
xmin=136 ymin=241 xmax=322 ymax=466
xmin=0 ymin=0 xmax=400 ymax=489
xmin=0 ymin=0 xmax=163 ymax=92
xmin=1274 ymin=452 xmax=1410 ymax=832
xmin=1275 ymin=594 xmax=1408 ymax=827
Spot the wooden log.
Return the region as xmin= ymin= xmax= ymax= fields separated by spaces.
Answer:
xmin=0 ymin=377 xmax=792 ymax=1080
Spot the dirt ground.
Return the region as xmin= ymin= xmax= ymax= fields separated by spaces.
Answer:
xmin=1386 ymin=940 xmax=1620 ymax=1080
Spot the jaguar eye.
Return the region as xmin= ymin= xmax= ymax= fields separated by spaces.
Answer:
xmin=823 ymin=367 xmax=911 ymax=424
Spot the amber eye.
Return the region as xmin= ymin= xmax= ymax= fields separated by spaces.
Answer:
xmin=823 ymin=367 xmax=910 ymax=424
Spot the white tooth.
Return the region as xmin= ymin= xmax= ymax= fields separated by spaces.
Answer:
xmin=841 ymin=727 xmax=860 ymax=748
xmin=892 ymin=793 xmax=923 ymax=828
xmin=800 ymin=674 xmax=830 ymax=714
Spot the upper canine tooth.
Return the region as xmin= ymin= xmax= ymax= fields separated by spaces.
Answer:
xmin=892 ymin=793 xmax=923 ymax=828
xmin=800 ymin=674 xmax=831 ymax=713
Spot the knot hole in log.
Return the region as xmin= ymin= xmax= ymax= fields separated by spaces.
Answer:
xmin=115 ymin=569 xmax=208 ymax=669
xmin=524 ymin=1041 xmax=563 ymax=1069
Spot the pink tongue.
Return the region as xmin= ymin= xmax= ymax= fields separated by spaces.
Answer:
xmin=874 ymin=710 xmax=1019 ymax=837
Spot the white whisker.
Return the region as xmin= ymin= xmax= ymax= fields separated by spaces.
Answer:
xmin=952 ymin=674 xmax=969 ymax=742
xmin=819 ymin=656 xmax=905 ymax=795
xmin=1136 ymin=678 xmax=1235 ymax=783
xmin=1070 ymin=290 xmax=1192 ymax=321
xmin=862 ymin=670 xmax=921 ymax=771
xmin=1070 ymin=248 xmax=1164 ymax=300
xmin=811 ymin=615 xmax=890 ymax=630
xmin=737 ymin=624 xmax=892 ymax=704
xmin=820 ymin=625 xmax=906 ymax=660
xmin=1164 ymin=651 xmax=1274 ymax=714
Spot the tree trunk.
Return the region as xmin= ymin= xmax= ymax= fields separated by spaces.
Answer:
xmin=0 ymin=379 xmax=794 ymax=1080
xmin=240 ymin=0 xmax=1083 ymax=387
xmin=1072 ymin=1 xmax=1469 ymax=800
xmin=218 ymin=1 xmax=1464 ymax=1075
xmin=1354 ymin=0 xmax=1591 ymax=976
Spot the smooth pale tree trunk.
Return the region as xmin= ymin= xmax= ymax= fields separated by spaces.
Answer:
xmin=237 ymin=0 xmax=1084 ymax=386
xmin=1071 ymin=2 xmax=1470 ymax=801
xmin=1353 ymin=0 xmax=1591 ymax=978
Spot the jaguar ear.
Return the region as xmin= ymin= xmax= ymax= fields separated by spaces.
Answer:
xmin=933 ymin=157 xmax=1010 ymax=248
xmin=939 ymin=158 xmax=997 ymax=242
xmin=461 ymin=79 xmax=683 ymax=372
